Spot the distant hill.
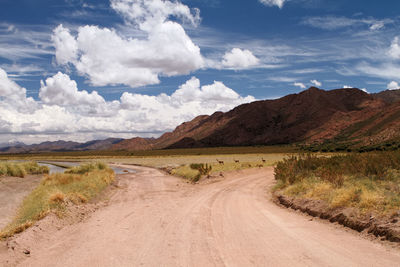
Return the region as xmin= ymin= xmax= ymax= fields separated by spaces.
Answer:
xmin=0 ymin=138 xmax=123 ymax=154
xmin=113 ymin=87 xmax=400 ymax=152
xmin=373 ymin=89 xmax=400 ymax=104
xmin=2 ymin=88 xmax=400 ymax=154
xmin=0 ymin=141 xmax=25 ymax=149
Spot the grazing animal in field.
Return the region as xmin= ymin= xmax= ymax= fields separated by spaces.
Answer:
xmin=216 ymin=159 xmax=224 ymax=165
xmin=261 ymin=158 xmax=266 ymax=163
xmin=234 ymin=159 xmax=240 ymax=163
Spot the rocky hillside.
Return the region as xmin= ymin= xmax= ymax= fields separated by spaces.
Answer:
xmin=115 ymin=87 xmax=400 ymax=151
xmin=373 ymin=89 xmax=400 ymax=104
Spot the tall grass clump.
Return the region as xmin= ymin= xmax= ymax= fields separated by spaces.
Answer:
xmin=189 ymin=163 xmax=212 ymax=182
xmin=171 ymin=159 xmax=270 ymax=182
xmin=0 ymin=162 xmax=114 ymax=239
xmin=0 ymin=161 xmax=49 ymax=178
xmin=274 ymin=152 xmax=400 ymax=214
xmin=171 ymin=163 xmax=212 ymax=182
xmin=65 ymin=162 xmax=107 ymax=174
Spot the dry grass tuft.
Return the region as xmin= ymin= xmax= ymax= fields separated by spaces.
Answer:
xmin=49 ymin=192 xmax=65 ymax=203
xmin=304 ymin=182 xmax=333 ymax=201
xmin=274 ymin=152 xmax=400 ymax=215
xmin=330 ymin=187 xmax=361 ymax=208
xmin=0 ymin=162 xmax=114 ymax=239
xmin=0 ymin=161 xmax=49 ymax=178
xmin=171 ymin=159 xmax=272 ymax=182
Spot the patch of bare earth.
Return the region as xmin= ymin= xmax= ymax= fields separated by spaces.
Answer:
xmin=1 ymin=166 xmax=400 ymax=266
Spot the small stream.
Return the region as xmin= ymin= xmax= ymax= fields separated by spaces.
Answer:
xmin=37 ymin=161 xmax=136 ymax=175
xmin=37 ymin=163 xmax=67 ymax=174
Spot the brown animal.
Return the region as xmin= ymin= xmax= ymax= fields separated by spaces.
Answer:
xmin=261 ymin=158 xmax=266 ymax=163
xmin=216 ymin=159 xmax=224 ymax=165
xmin=234 ymin=159 xmax=240 ymax=163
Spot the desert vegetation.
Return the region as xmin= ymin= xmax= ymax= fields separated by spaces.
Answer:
xmin=171 ymin=163 xmax=212 ymax=182
xmin=0 ymin=161 xmax=49 ymax=178
xmin=107 ymin=152 xmax=285 ymax=170
xmin=0 ymin=145 xmax=297 ymax=160
xmin=0 ymin=162 xmax=114 ymax=239
xmin=171 ymin=159 xmax=272 ymax=182
xmin=274 ymin=152 xmax=400 ymax=215
xmin=304 ymin=138 xmax=400 ymax=153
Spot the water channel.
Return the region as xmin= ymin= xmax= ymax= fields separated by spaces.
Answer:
xmin=37 ymin=161 xmax=136 ymax=175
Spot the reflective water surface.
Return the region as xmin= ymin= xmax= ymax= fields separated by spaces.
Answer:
xmin=37 ymin=161 xmax=136 ymax=175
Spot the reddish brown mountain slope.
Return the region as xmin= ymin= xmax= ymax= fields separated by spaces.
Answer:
xmin=373 ymin=89 xmax=400 ymax=104
xmin=111 ymin=137 xmax=155 ymax=151
xmin=115 ymin=87 xmax=400 ymax=150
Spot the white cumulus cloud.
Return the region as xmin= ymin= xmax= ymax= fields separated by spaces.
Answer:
xmin=310 ymin=79 xmax=322 ymax=87
xmin=110 ymin=0 xmax=200 ymax=30
xmin=259 ymin=0 xmax=286 ymax=8
xmin=0 ymin=68 xmax=255 ymax=144
xmin=39 ymin=72 xmax=119 ymax=116
xmin=387 ymin=81 xmax=399 ymax=90
xmin=0 ymin=68 xmax=37 ymax=113
xmin=388 ymin=37 xmax=400 ymax=59
xmin=39 ymin=72 xmax=105 ymax=107
xmin=52 ymin=0 xmax=204 ymax=88
xmin=52 ymin=25 xmax=78 ymax=65
xmin=221 ymin=48 xmax=259 ymax=69
xmin=293 ymin=82 xmax=306 ymax=89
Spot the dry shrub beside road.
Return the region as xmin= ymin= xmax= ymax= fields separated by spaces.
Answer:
xmin=274 ymin=152 xmax=400 ymax=215
xmin=274 ymin=152 xmax=400 ymax=242
xmin=0 ymin=162 xmax=114 ymax=239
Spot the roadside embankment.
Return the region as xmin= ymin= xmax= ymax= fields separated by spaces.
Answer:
xmin=273 ymin=152 xmax=400 ymax=242
xmin=276 ymin=195 xmax=400 ymax=242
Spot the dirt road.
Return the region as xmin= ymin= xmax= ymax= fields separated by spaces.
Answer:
xmin=5 ymin=166 xmax=400 ymax=266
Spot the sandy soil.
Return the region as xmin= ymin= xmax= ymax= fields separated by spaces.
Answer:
xmin=0 ymin=175 xmax=42 ymax=229
xmin=2 ymin=165 xmax=400 ymax=266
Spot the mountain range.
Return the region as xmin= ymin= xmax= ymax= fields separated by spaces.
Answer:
xmin=0 ymin=138 xmax=123 ymax=154
xmin=2 ymin=87 xmax=400 ymax=154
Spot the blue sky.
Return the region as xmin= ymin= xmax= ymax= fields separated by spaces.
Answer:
xmin=0 ymin=0 xmax=399 ymax=144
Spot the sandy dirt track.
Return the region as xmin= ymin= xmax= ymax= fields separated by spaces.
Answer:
xmin=5 ymin=166 xmax=400 ymax=266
